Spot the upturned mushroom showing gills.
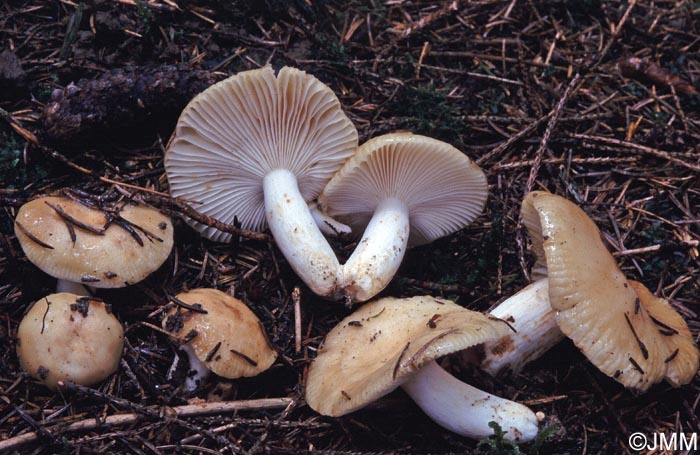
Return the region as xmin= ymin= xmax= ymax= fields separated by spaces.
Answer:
xmin=17 ymin=293 xmax=124 ymax=390
xmin=165 ymin=66 xmax=358 ymax=299
xmin=480 ymin=191 xmax=699 ymax=391
xmin=14 ymin=196 xmax=174 ymax=295
xmin=161 ymin=288 xmax=277 ymax=391
xmin=319 ymin=133 xmax=487 ymax=302
xmin=305 ymin=296 xmax=539 ymax=441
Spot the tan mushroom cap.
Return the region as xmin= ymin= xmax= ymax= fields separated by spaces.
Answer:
xmin=628 ymin=280 xmax=699 ymax=386
xmin=522 ymin=191 xmax=699 ymax=391
xmin=14 ymin=196 xmax=173 ymax=288
xmin=305 ymin=295 xmax=511 ymax=416
xmin=162 ymin=289 xmax=277 ymax=379
xmin=319 ymin=132 xmax=487 ymax=247
xmin=17 ymin=293 xmax=124 ymax=390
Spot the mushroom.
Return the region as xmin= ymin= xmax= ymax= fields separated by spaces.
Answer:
xmin=14 ymin=196 xmax=174 ymax=295
xmin=305 ymin=295 xmax=539 ymax=441
xmin=161 ymin=288 xmax=277 ymax=391
xmin=480 ymin=191 xmax=699 ymax=391
xmin=164 ymin=66 xmax=358 ymax=298
xmin=480 ymin=279 xmax=561 ymax=375
xmin=318 ymin=132 xmax=488 ymax=302
xmin=16 ymin=293 xmax=124 ymax=390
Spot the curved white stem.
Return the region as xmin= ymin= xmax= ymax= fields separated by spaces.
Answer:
xmin=308 ymin=202 xmax=352 ymax=237
xmin=264 ymin=169 xmax=342 ymax=298
xmin=401 ymin=361 xmax=539 ymax=441
xmin=342 ymin=198 xmax=410 ymax=302
xmin=481 ymin=279 xmax=564 ymax=376
xmin=182 ymin=344 xmax=211 ymax=392
xmin=56 ymin=279 xmax=91 ymax=296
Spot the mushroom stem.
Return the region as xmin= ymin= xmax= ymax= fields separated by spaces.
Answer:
xmin=181 ymin=344 xmax=211 ymax=392
xmin=56 ymin=279 xmax=91 ymax=297
xmin=481 ymin=279 xmax=564 ymax=376
xmin=263 ymin=168 xmax=342 ymax=298
xmin=401 ymin=360 xmax=539 ymax=441
xmin=342 ymin=198 xmax=410 ymax=302
xmin=308 ymin=202 xmax=352 ymax=237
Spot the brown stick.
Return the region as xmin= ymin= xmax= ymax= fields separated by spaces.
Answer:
xmin=0 ymin=397 xmax=293 ymax=452
xmin=293 ymin=287 xmax=302 ymax=354
xmin=569 ymin=133 xmax=700 ymax=172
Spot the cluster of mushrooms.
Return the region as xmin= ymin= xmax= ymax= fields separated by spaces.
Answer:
xmin=13 ymin=66 xmax=700 ymax=444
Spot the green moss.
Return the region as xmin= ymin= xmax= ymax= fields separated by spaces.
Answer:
xmin=390 ymin=83 xmax=464 ymax=144
xmin=0 ymin=131 xmax=55 ymax=189
xmin=477 ymin=421 xmax=560 ymax=455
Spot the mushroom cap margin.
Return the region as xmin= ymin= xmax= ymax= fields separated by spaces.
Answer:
xmin=305 ymin=295 xmax=511 ymax=416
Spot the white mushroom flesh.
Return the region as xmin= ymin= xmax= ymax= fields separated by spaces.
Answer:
xmin=402 ymin=361 xmax=539 ymax=442
xmin=342 ymin=198 xmax=410 ymax=302
xmin=308 ymin=201 xmax=351 ymax=237
xmin=481 ymin=279 xmax=564 ymax=376
xmin=264 ymin=168 xmax=342 ymax=297
xmin=181 ymin=343 xmax=212 ymax=392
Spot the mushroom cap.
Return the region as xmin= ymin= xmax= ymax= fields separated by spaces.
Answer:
xmin=305 ymin=295 xmax=511 ymax=416
xmin=628 ymin=280 xmax=700 ymax=387
xmin=161 ymin=288 xmax=277 ymax=379
xmin=16 ymin=293 xmax=124 ymax=390
xmin=522 ymin=191 xmax=699 ymax=391
xmin=318 ymin=132 xmax=487 ymax=247
xmin=14 ymin=196 xmax=173 ymax=288
xmin=165 ymin=65 xmax=359 ymax=242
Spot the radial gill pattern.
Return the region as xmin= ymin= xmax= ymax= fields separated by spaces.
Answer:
xmin=165 ymin=66 xmax=358 ymax=241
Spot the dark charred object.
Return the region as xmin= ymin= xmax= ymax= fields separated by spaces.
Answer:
xmin=41 ymin=65 xmax=224 ymax=145
xmin=0 ymin=49 xmax=27 ymax=99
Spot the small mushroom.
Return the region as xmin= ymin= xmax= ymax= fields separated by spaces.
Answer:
xmin=14 ymin=196 xmax=174 ymax=295
xmin=319 ymin=133 xmax=488 ymax=302
xmin=480 ymin=191 xmax=699 ymax=391
xmin=305 ymin=296 xmax=539 ymax=441
xmin=165 ymin=66 xmax=358 ymax=299
xmin=161 ymin=288 xmax=277 ymax=391
xmin=16 ymin=293 xmax=124 ymax=390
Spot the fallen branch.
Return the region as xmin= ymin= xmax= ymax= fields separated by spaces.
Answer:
xmin=620 ymin=57 xmax=698 ymax=95
xmin=0 ymin=395 xmax=293 ymax=452
xmin=42 ymin=65 xmax=223 ymax=144
xmin=569 ymin=133 xmax=700 ymax=173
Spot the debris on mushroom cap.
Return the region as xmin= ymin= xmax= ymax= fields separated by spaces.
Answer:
xmin=14 ymin=196 xmax=174 ymax=288
xmin=628 ymin=280 xmax=700 ymax=386
xmin=161 ymin=288 xmax=277 ymax=379
xmin=522 ymin=191 xmax=699 ymax=391
xmin=305 ymin=295 xmax=511 ymax=417
xmin=16 ymin=293 xmax=124 ymax=390
xmin=165 ymin=65 xmax=358 ymax=242
xmin=319 ymin=132 xmax=487 ymax=247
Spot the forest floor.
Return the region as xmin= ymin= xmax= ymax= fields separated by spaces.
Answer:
xmin=1 ymin=1 xmax=699 ymax=454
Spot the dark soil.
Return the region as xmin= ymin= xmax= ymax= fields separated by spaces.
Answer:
xmin=1 ymin=1 xmax=699 ymax=454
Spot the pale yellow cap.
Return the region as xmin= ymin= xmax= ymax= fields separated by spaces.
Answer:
xmin=17 ymin=293 xmax=124 ymax=389
xmin=162 ymin=288 xmax=277 ymax=379
xmin=522 ymin=191 xmax=699 ymax=391
xmin=305 ymin=295 xmax=510 ymax=416
xmin=14 ymin=196 xmax=174 ymax=288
